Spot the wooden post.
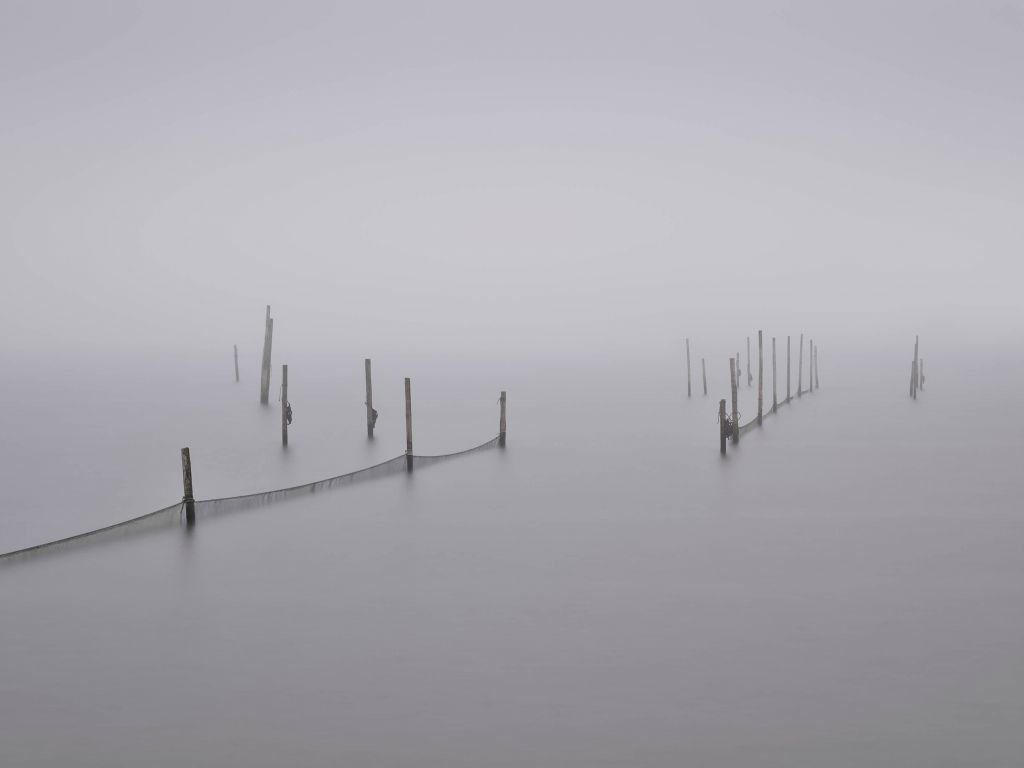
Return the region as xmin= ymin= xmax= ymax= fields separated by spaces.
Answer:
xmin=809 ymin=340 xmax=814 ymax=393
xmin=234 ymin=344 xmax=239 ymax=383
xmin=757 ymin=330 xmax=764 ymax=426
xmin=772 ymin=336 xmax=778 ymax=413
xmin=909 ymin=360 xmax=916 ymax=398
xmin=747 ymin=336 xmax=752 ymax=387
xmin=918 ymin=358 xmax=923 ymax=391
xmin=816 ymin=346 xmax=821 ymax=388
xmin=719 ymin=398 xmax=727 ymax=455
xmin=180 ymin=447 xmax=195 ymax=526
xmin=499 ymin=390 xmax=507 ymax=446
xmin=364 ymin=358 xmax=374 ymax=438
xmin=912 ymin=335 xmax=919 ymax=399
xmin=786 ymin=335 xmax=791 ymax=402
xmin=405 ymin=377 xmax=413 ymax=471
xmin=730 ymin=357 xmax=739 ymax=445
xmin=736 ymin=353 xmax=741 ymax=383
xmin=686 ymin=338 xmax=692 ymax=398
xmin=797 ymin=333 xmax=804 ymax=397
xmin=281 ymin=364 xmax=289 ymax=446
xmin=702 ymin=358 xmax=708 ymax=396
xmin=260 ymin=308 xmax=274 ymax=405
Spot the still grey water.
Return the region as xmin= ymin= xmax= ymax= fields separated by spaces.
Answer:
xmin=1 ymin=347 xmax=1021 ymax=766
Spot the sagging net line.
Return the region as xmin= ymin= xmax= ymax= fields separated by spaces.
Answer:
xmin=0 ymin=436 xmax=500 ymax=563
xmin=735 ymin=388 xmax=811 ymax=438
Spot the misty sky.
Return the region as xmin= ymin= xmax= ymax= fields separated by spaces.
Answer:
xmin=1 ymin=1 xmax=1021 ymax=358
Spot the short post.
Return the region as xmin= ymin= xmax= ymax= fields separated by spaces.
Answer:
xmin=730 ymin=357 xmax=739 ymax=445
xmin=234 ymin=344 xmax=239 ymax=383
xmin=499 ymin=390 xmax=507 ymax=447
xmin=405 ymin=377 xmax=413 ymax=471
xmin=686 ymin=338 xmax=692 ymax=398
xmin=180 ymin=447 xmax=195 ymax=526
xmin=771 ymin=336 xmax=778 ymax=413
xmin=747 ymin=336 xmax=752 ymax=386
xmin=364 ymin=358 xmax=375 ymax=438
xmin=281 ymin=364 xmax=289 ymax=446
xmin=702 ymin=358 xmax=708 ymax=396
xmin=797 ymin=333 xmax=804 ymax=397
xmin=719 ymin=398 xmax=727 ymax=455
xmin=757 ymin=330 xmax=764 ymax=426
xmin=786 ymin=335 xmax=791 ymax=402
xmin=258 ymin=307 xmax=270 ymax=405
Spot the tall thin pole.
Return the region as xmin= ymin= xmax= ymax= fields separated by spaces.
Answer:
xmin=702 ymin=358 xmax=708 ymax=396
xmin=772 ymin=336 xmax=777 ymax=413
xmin=797 ymin=333 xmax=804 ymax=397
xmin=234 ymin=345 xmax=239 ymax=383
xmin=912 ymin=335 xmax=919 ymax=400
xmin=180 ymin=447 xmax=195 ymax=526
xmin=808 ymin=340 xmax=814 ymax=393
xmin=364 ymin=358 xmax=374 ymax=438
xmin=281 ymin=364 xmax=289 ymax=446
xmin=786 ymin=335 xmax=791 ymax=402
xmin=405 ymin=377 xmax=413 ymax=471
xmin=757 ymin=330 xmax=764 ymax=426
xmin=499 ymin=391 xmax=507 ymax=447
xmin=260 ymin=306 xmax=273 ymax=405
xmin=730 ymin=357 xmax=739 ymax=445
xmin=747 ymin=336 xmax=752 ymax=387
xmin=686 ymin=338 xmax=692 ymax=398
xmin=719 ymin=398 xmax=727 ymax=455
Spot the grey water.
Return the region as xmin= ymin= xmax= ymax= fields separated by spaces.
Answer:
xmin=2 ymin=346 xmax=1022 ymax=767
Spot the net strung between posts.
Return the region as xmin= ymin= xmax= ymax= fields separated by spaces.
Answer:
xmin=0 ymin=436 xmax=500 ymax=564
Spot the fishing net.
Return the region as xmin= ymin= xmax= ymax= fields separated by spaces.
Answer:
xmin=0 ymin=436 xmax=501 ymax=564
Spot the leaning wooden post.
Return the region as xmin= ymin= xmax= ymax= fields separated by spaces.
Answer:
xmin=702 ymin=358 xmax=708 ymax=396
xmin=686 ymin=338 xmax=692 ymax=398
xmin=757 ymin=330 xmax=764 ymax=425
xmin=747 ymin=336 xmax=752 ymax=387
xmin=797 ymin=333 xmax=804 ymax=397
xmin=719 ymin=398 xmax=727 ymax=455
xmin=499 ymin=391 xmax=507 ymax=447
xmin=180 ymin=447 xmax=195 ymax=526
xmin=234 ymin=344 xmax=239 ymax=383
xmin=260 ymin=306 xmax=273 ymax=404
xmin=729 ymin=357 xmax=739 ymax=445
xmin=771 ymin=336 xmax=778 ymax=413
xmin=281 ymin=364 xmax=289 ymax=446
xmin=405 ymin=377 xmax=413 ymax=471
xmin=364 ymin=358 xmax=375 ymax=438
xmin=786 ymin=335 xmax=791 ymax=402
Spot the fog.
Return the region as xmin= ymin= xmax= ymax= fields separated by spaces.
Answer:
xmin=2 ymin=1 xmax=1021 ymax=360
xmin=2 ymin=3 xmax=1024 ymax=766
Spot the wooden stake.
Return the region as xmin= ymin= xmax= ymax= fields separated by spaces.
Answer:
xmin=786 ymin=335 xmax=791 ymax=402
xmin=405 ymin=377 xmax=413 ymax=471
xmin=719 ymin=398 xmax=727 ymax=455
xmin=234 ymin=344 xmax=239 ymax=383
xmin=797 ymin=333 xmax=804 ymax=397
xmin=702 ymin=358 xmax=708 ymax=396
xmin=918 ymin=358 xmax=923 ymax=391
xmin=809 ymin=340 xmax=814 ymax=393
xmin=180 ymin=447 xmax=195 ymax=526
xmin=499 ymin=391 xmax=507 ymax=447
xmin=730 ymin=357 xmax=739 ymax=445
xmin=909 ymin=360 xmax=916 ymax=398
xmin=260 ymin=309 xmax=274 ymax=405
xmin=686 ymin=338 xmax=692 ymax=398
xmin=747 ymin=336 xmax=752 ymax=387
xmin=364 ymin=358 xmax=375 ymax=438
xmin=912 ymin=335 xmax=920 ymax=399
xmin=281 ymin=364 xmax=289 ymax=446
xmin=757 ymin=330 xmax=764 ymax=426
xmin=772 ymin=336 xmax=778 ymax=413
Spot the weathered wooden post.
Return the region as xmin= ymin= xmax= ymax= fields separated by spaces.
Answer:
xmin=719 ymin=398 xmax=727 ymax=455
xmin=808 ymin=340 xmax=814 ymax=393
xmin=912 ymin=335 xmax=920 ymax=399
xmin=686 ymin=338 xmax=692 ymax=398
xmin=499 ymin=390 xmax=507 ymax=447
xmin=405 ymin=377 xmax=413 ymax=471
xmin=281 ymin=364 xmax=289 ymax=446
xmin=736 ymin=353 xmax=741 ymax=383
xmin=816 ymin=346 xmax=821 ymax=388
xmin=757 ymin=330 xmax=764 ymax=426
xmin=730 ymin=357 xmax=739 ymax=445
xmin=909 ymin=361 xmax=916 ymax=398
xmin=364 ymin=358 xmax=375 ymax=438
xmin=797 ymin=333 xmax=804 ymax=397
xmin=234 ymin=344 xmax=239 ymax=383
xmin=772 ymin=336 xmax=778 ymax=413
xmin=260 ymin=307 xmax=274 ymax=405
xmin=181 ymin=447 xmax=195 ymax=526
xmin=918 ymin=358 xmax=923 ymax=391
xmin=702 ymin=358 xmax=708 ymax=396
xmin=747 ymin=336 xmax=752 ymax=387
xmin=786 ymin=335 xmax=791 ymax=402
